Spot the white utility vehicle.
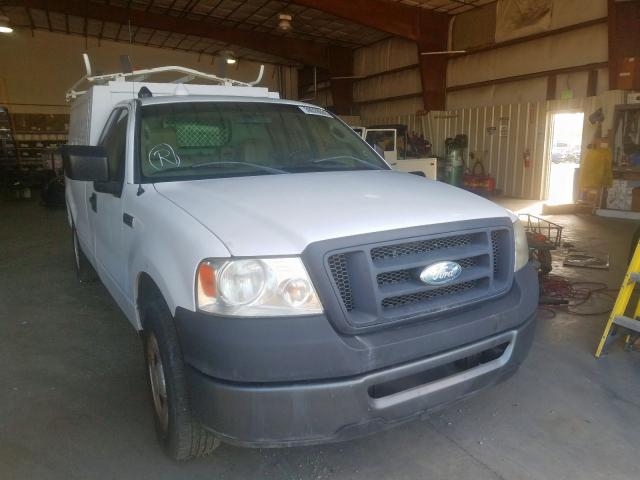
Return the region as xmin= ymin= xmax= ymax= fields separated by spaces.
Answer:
xmin=353 ymin=124 xmax=438 ymax=180
xmin=63 ymin=58 xmax=538 ymax=461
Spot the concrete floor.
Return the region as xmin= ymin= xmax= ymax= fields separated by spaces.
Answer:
xmin=1 ymin=197 xmax=640 ymax=480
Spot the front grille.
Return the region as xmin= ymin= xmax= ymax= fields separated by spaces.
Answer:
xmin=323 ymin=223 xmax=513 ymax=329
xmin=381 ymin=280 xmax=479 ymax=309
xmin=371 ymin=234 xmax=472 ymax=261
xmin=377 ymin=256 xmax=476 ymax=287
xmin=377 ymin=270 xmax=412 ymax=286
xmin=491 ymin=230 xmax=499 ymax=274
xmin=327 ymin=253 xmax=354 ymax=311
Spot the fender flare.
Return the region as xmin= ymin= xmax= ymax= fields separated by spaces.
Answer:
xmin=132 ymin=264 xmax=181 ymax=331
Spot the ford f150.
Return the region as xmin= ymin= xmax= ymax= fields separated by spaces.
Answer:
xmin=62 ymin=63 xmax=537 ymax=461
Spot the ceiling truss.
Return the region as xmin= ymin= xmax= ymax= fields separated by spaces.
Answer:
xmin=1 ymin=0 xmax=494 ymax=65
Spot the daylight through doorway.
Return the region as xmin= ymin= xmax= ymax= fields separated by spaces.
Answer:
xmin=547 ymin=112 xmax=584 ymax=204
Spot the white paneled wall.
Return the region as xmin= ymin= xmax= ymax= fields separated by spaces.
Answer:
xmin=364 ymin=104 xmax=548 ymax=199
xmin=447 ymin=23 xmax=608 ymax=92
xmin=428 ymin=103 xmax=548 ymax=199
xmin=353 ymin=69 xmax=422 ymax=104
xmin=349 ymin=0 xmax=609 ymax=119
xmin=363 ymin=90 xmax=625 ymax=200
xmin=353 ymin=37 xmax=423 ymax=118
xmin=353 ymin=37 xmax=418 ymax=76
xmin=446 ymin=77 xmax=548 ymax=111
xmin=359 ymin=97 xmax=424 ymax=121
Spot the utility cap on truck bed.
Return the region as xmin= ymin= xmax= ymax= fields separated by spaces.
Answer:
xmin=66 ymin=54 xmax=279 ymax=146
xmin=66 ymin=53 xmax=272 ymax=101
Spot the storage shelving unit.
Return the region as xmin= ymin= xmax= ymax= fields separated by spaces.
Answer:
xmin=0 ymin=109 xmax=68 ymax=191
xmin=13 ymin=132 xmax=67 ymax=170
xmin=601 ymin=104 xmax=640 ymax=217
xmin=10 ymin=113 xmax=69 ymax=170
xmin=0 ymin=107 xmax=19 ymax=169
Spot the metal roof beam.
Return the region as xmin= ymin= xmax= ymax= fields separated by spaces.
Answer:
xmin=11 ymin=0 xmax=333 ymax=67
xmin=288 ymin=0 xmax=449 ymax=41
xmin=289 ymin=0 xmax=450 ymax=111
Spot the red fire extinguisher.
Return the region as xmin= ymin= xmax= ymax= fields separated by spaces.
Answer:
xmin=523 ymin=148 xmax=531 ymax=168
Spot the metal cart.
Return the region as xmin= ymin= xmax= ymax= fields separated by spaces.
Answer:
xmin=518 ymin=213 xmax=563 ymax=274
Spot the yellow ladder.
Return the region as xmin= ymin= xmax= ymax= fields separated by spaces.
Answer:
xmin=595 ymin=241 xmax=640 ymax=357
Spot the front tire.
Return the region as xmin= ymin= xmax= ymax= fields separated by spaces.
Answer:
xmin=142 ymin=299 xmax=220 ymax=461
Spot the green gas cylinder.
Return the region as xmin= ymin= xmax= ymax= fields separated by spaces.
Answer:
xmin=446 ymin=148 xmax=464 ymax=186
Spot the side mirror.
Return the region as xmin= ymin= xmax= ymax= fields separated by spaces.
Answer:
xmin=62 ymin=145 xmax=109 ymax=182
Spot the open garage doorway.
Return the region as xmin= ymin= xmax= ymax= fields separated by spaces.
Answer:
xmin=546 ymin=112 xmax=584 ymax=204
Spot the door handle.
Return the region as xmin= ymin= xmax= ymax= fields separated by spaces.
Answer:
xmin=123 ymin=213 xmax=134 ymax=228
xmin=89 ymin=192 xmax=97 ymax=212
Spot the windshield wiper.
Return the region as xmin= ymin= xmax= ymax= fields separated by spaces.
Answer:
xmin=192 ymin=161 xmax=288 ymax=174
xmin=149 ymin=161 xmax=288 ymax=175
xmin=310 ymin=155 xmax=383 ymax=170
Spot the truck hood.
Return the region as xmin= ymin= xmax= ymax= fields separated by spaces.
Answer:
xmin=154 ymin=170 xmax=513 ymax=256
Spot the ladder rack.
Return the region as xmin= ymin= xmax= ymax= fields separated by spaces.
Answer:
xmin=67 ymin=54 xmax=265 ymax=101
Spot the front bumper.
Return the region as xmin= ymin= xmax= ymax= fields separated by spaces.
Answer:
xmin=175 ymin=265 xmax=538 ymax=447
xmin=185 ymin=310 xmax=536 ymax=447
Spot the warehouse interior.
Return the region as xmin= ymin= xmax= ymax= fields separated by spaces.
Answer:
xmin=1 ymin=0 xmax=640 ymax=478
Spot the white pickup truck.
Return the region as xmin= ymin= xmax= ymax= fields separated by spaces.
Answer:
xmin=63 ymin=64 xmax=537 ymax=461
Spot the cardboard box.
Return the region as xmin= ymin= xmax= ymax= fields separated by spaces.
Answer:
xmin=633 ymin=188 xmax=640 ymax=212
xmin=607 ymin=180 xmax=640 ymax=210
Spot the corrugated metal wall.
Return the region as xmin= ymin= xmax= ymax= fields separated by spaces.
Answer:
xmin=309 ymin=2 xmax=608 ymax=119
xmin=429 ymin=103 xmax=548 ymax=199
xmin=363 ymin=90 xmax=625 ymax=200
xmin=353 ymin=37 xmax=422 ymax=119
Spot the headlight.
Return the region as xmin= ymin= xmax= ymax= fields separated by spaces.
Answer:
xmin=218 ymin=260 xmax=266 ymax=306
xmin=513 ymin=219 xmax=530 ymax=271
xmin=196 ymin=257 xmax=323 ymax=316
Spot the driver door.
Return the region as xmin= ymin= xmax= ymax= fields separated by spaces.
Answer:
xmin=88 ymin=107 xmax=130 ymax=305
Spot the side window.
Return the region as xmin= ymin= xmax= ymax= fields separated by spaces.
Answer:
xmin=97 ymin=109 xmax=121 ymax=145
xmin=365 ymin=130 xmax=396 ymax=152
xmin=100 ymin=109 xmax=128 ymax=182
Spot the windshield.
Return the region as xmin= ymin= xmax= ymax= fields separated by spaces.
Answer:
xmin=139 ymin=102 xmax=388 ymax=182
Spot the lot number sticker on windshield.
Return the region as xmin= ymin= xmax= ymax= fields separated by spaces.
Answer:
xmin=298 ymin=106 xmax=332 ymax=118
xmin=148 ymin=143 xmax=181 ymax=170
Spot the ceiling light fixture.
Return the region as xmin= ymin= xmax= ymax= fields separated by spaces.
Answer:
xmin=277 ymin=13 xmax=293 ymax=32
xmin=220 ymin=50 xmax=237 ymax=65
xmin=0 ymin=15 xmax=13 ymax=33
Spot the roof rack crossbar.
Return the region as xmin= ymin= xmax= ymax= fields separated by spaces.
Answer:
xmin=66 ymin=55 xmax=265 ymax=101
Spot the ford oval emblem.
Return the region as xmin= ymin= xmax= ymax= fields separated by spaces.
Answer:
xmin=420 ymin=261 xmax=462 ymax=286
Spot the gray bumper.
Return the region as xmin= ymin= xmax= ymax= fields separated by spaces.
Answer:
xmin=175 ymin=267 xmax=538 ymax=384
xmin=186 ymin=311 xmax=536 ymax=447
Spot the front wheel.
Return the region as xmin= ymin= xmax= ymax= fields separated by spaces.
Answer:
xmin=143 ymin=299 xmax=220 ymax=461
